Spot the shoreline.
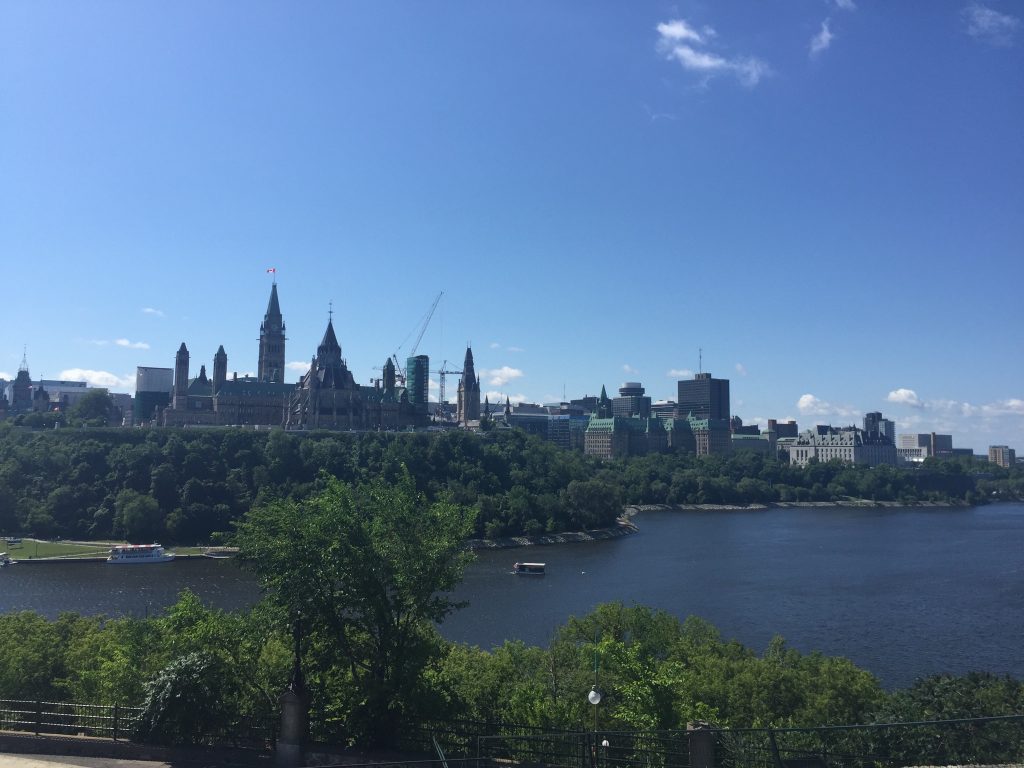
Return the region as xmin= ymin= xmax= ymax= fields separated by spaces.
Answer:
xmin=467 ymin=499 xmax=977 ymax=550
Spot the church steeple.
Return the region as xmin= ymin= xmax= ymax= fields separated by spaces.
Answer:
xmin=258 ymin=283 xmax=286 ymax=383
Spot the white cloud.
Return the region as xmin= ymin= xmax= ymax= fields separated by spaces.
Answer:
xmin=668 ymin=368 xmax=694 ymax=378
xmin=796 ymin=393 xmax=860 ymax=420
xmin=981 ymin=398 xmax=1024 ymax=416
xmin=887 ymin=388 xmax=923 ymax=408
xmin=656 ymin=19 xmax=707 ymax=44
xmin=286 ymin=361 xmax=310 ymax=373
xmin=489 ymin=342 xmax=525 ymax=353
xmin=964 ymin=4 xmax=1020 ymax=46
xmin=657 ymin=19 xmax=771 ymax=87
xmin=834 ymin=0 xmax=856 ymax=10
xmin=481 ymin=366 xmax=524 ymax=387
xmin=623 ymin=363 xmax=639 ymax=376
xmin=735 ymin=363 xmax=748 ymax=376
xmin=142 ymin=307 xmax=164 ymax=317
xmin=810 ymin=20 xmax=834 ymax=56
xmin=0 ymin=371 xmax=12 ymax=380
xmin=115 ymin=338 xmax=150 ymax=350
xmin=59 ymin=369 xmax=134 ymax=390
xmin=484 ymin=390 xmax=527 ymax=405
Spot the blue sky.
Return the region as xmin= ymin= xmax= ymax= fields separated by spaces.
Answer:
xmin=2 ymin=1 xmax=1021 ymax=451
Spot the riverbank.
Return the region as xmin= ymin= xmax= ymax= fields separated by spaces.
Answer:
xmin=466 ymin=517 xmax=638 ymax=550
xmin=466 ymin=499 xmax=978 ymax=550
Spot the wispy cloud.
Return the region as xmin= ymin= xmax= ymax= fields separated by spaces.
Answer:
xmin=656 ymin=18 xmax=771 ymax=88
xmin=643 ymin=103 xmax=678 ymax=122
xmin=90 ymin=338 xmax=150 ymax=350
xmin=809 ymin=19 xmax=834 ymax=57
xmin=481 ymin=366 xmax=524 ymax=387
xmin=796 ymin=393 xmax=860 ymax=420
xmin=142 ymin=307 xmax=165 ymax=317
xmin=735 ymin=363 xmax=748 ymax=377
xmin=489 ymin=342 xmax=525 ymax=353
xmin=623 ymin=363 xmax=639 ymax=376
xmin=963 ymin=4 xmax=1020 ymax=46
xmin=286 ymin=361 xmax=310 ymax=373
xmin=668 ymin=368 xmax=694 ymax=379
xmin=115 ymin=338 xmax=149 ymax=350
xmin=59 ymin=368 xmax=134 ymax=390
xmin=0 ymin=371 xmax=13 ymax=380
xmin=834 ymin=0 xmax=856 ymax=11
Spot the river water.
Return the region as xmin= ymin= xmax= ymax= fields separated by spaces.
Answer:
xmin=2 ymin=503 xmax=1022 ymax=689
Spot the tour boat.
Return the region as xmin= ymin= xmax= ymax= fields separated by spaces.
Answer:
xmin=513 ymin=561 xmax=545 ymax=575
xmin=107 ymin=543 xmax=175 ymax=564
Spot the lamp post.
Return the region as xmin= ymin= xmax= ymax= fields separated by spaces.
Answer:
xmin=588 ymin=634 xmax=601 ymax=768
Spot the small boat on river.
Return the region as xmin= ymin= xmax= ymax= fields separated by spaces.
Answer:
xmin=107 ymin=543 xmax=175 ymax=564
xmin=513 ymin=561 xmax=545 ymax=575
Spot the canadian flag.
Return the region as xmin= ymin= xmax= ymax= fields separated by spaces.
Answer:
xmin=266 ymin=267 xmax=277 ymax=274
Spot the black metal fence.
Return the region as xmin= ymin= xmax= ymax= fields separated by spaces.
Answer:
xmin=713 ymin=714 xmax=1024 ymax=768
xmin=0 ymin=698 xmax=276 ymax=749
xmin=0 ymin=699 xmax=141 ymax=740
xmin=2 ymin=700 xmax=1021 ymax=767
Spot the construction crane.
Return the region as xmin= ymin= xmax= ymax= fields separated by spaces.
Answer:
xmin=434 ymin=360 xmax=463 ymax=420
xmin=389 ymin=291 xmax=443 ymax=385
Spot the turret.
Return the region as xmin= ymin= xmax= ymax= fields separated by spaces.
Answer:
xmin=213 ymin=345 xmax=227 ymax=394
xmin=173 ymin=343 xmax=190 ymax=409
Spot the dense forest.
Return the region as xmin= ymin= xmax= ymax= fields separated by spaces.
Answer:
xmin=0 ymin=422 xmax=1020 ymax=543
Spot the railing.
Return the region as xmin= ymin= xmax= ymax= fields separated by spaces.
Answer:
xmin=0 ymin=699 xmax=142 ymax=740
xmin=2 ymin=700 xmax=1021 ymax=767
xmin=713 ymin=715 xmax=1024 ymax=768
xmin=0 ymin=698 xmax=276 ymax=749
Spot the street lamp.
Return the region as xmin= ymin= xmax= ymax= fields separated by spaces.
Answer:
xmin=588 ymin=634 xmax=602 ymax=768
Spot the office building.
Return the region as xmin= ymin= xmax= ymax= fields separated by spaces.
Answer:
xmin=863 ymin=412 xmax=895 ymax=444
xmin=988 ymin=445 xmax=1016 ymax=468
xmin=677 ymin=372 xmax=730 ymax=421
xmin=790 ymin=426 xmax=897 ymax=467
xmin=612 ymin=382 xmax=651 ymax=418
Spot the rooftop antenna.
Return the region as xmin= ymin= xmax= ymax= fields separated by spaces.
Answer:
xmin=328 ymin=301 xmax=333 ymax=321
xmin=698 ymin=347 xmax=703 ymax=374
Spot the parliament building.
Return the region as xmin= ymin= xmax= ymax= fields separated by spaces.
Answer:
xmin=160 ymin=284 xmax=432 ymax=430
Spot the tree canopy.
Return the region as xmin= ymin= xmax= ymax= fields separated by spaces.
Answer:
xmin=233 ymin=470 xmax=476 ymax=745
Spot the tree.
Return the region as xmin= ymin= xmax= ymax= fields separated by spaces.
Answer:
xmin=68 ymin=389 xmax=113 ymax=427
xmin=233 ymin=470 xmax=476 ymax=747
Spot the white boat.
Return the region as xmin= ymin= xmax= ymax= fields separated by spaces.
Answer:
xmin=107 ymin=543 xmax=175 ymax=564
xmin=0 ymin=552 xmax=12 ymax=567
xmin=513 ymin=561 xmax=545 ymax=575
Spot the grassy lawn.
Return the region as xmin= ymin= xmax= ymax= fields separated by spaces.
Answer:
xmin=3 ymin=539 xmax=213 ymax=559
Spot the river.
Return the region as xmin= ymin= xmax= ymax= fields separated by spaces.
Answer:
xmin=2 ymin=503 xmax=1022 ymax=689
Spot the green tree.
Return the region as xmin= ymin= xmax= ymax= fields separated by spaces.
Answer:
xmin=68 ymin=389 xmax=113 ymax=427
xmin=233 ymin=470 xmax=475 ymax=747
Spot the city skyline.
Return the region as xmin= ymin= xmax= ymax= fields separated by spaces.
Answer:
xmin=3 ymin=2 xmax=1022 ymax=452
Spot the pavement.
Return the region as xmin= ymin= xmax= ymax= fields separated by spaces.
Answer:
xmin=0 ymin=758 xmax=170 ymax=768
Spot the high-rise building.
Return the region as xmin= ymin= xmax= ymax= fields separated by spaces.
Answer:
xmin=257 ymin=282 xmax=286 ymax=383
xmin=406 ymin=355 xmax=430 ymax=409
xmin=676 ymin=372 xmax=730 ymax=421
xmin=988 ymin=445 xmax=1016 ymax=468
xmin=767 ymin=419 xmax=799 ymax=438
xmin=612 ymin=382 xmax=651 ymax=418
xmin=863 ymin=412 xmax=895 ymax=444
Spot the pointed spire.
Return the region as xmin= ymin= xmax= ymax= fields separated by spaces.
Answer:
xmin=317 ymin=319 xmax=342 ymax=366
xmin=462 ymin=346 xmax=475 ymax=379
xmin=265 ymin=283 xmax=282 ymax=321
xmin=19 ymin=346 xmax=28 ymax=372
